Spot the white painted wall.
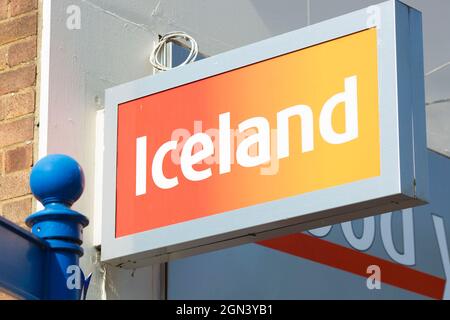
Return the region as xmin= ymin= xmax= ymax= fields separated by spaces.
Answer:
xmin=41 ymin=0 xmax=161 ymax=300
xmin=40 ymin=0 xmax=450 ymax=299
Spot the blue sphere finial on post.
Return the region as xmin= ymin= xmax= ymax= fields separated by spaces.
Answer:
xmin=26 ymin=154 xmax=89 ymax=300
xmin=29 ymin=154 xmax=85 ymax=207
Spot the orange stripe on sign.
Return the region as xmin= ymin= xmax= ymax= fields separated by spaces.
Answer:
xmin=259 ymin=233 xmax=446 ymax=300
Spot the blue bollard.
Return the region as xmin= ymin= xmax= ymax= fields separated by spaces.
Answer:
xmin=25 ymin=154 xmax=89 ymax=300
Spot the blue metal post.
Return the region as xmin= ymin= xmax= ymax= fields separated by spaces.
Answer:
xmin=25 ymin=154 xmax=89 ymax=300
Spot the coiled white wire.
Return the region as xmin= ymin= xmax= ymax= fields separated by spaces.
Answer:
xmin=149 ymin=31 xmax=199 ymax=71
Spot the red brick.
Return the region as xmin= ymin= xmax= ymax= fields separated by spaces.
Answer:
xmin=5 ymin=143 xmax=32 ymax=173
xmin=10 ymin=0 xmax=37 ymax=17
xmin=8 ymin=37 xmax=36 ymax=66
xmin=0 ymin=0 xmax=8 ymax=21
xmin=0 ymin=64 xmax=36 ymax=95
xmin=0 ymin=13 xmax=37 ymax=46
xmin=0 ymin=170 xmax=30 ymax=200
xmin=0 ymin=45 xmax=7 ymax=70
xmin=1 ymin=196 xmax=32 ymax=226
xmin=0 ymin=116 xmax=34 ymax=148
xmin=0 ymin=150 xmax=3 ymax=175
xmin=0 ymin=89 xmax=35 ymax=120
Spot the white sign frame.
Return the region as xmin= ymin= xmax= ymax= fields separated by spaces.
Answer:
xmin=102 ymin=0 xmax=428 ymax=268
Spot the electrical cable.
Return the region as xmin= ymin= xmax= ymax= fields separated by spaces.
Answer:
xmin=150 ymin=31 xmax=198 ymax=71
xmin=426 ymin=98 xmax=450 ymax=106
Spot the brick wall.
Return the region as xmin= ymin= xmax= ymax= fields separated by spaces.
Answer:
xmin=0 ymin=0 xmax=38 ymax=230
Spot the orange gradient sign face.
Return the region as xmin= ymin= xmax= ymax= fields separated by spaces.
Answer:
xmin=116 ymin=29 xmax=380 ymax=238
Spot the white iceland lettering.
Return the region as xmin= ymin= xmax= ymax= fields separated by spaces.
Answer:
xmin=181 ymin=133 xmax=214 ymax=181
xmin=236 ymin=117 xmax=271 ymax=168
xmin=135 ymin=136 xmax=147 ymax=196
xmin=135 ymin=76 xmax=359 ymax=194
xmin=152 ymin=140 xmax=178 ymax=189
xmin=320 ymin=75 xmax=359 ymax=144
